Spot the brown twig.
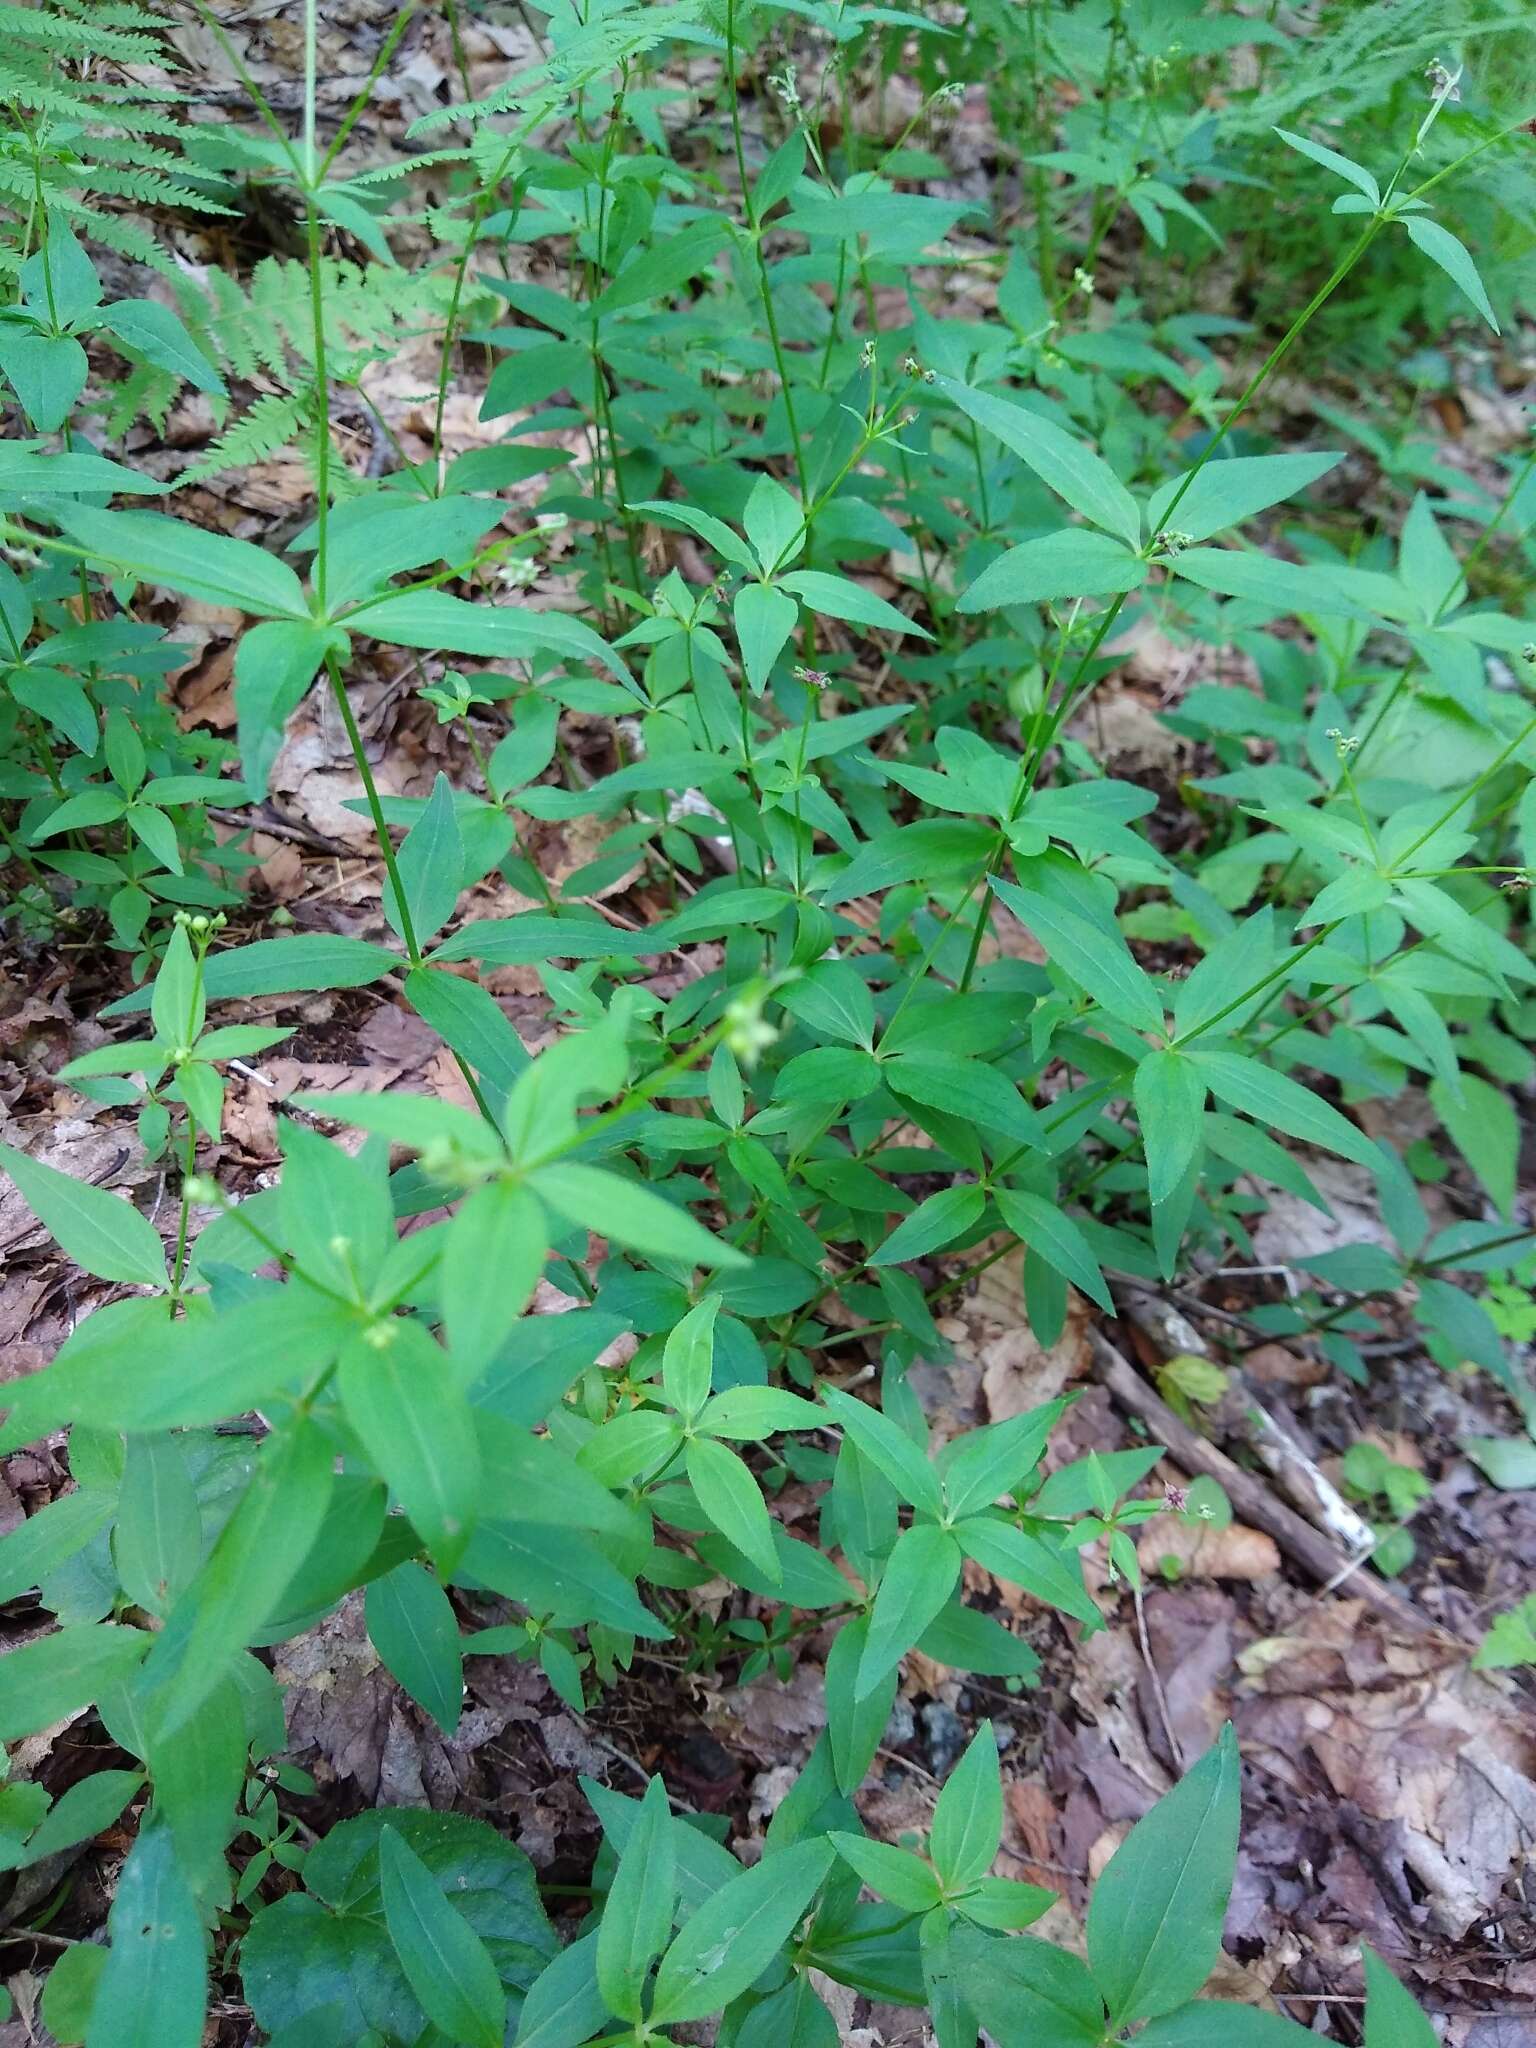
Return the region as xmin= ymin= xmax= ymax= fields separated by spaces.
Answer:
xmin=1131 ymin=1576 xmax=1184 ymax=1769
xmin=1089 ymin=1328 xmax=1458 ymax=1644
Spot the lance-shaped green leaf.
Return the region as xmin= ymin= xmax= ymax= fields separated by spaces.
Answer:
xmin=1133 ymin=1049 xmax=1208 ymax=1207
xmin=577 ymin=1406 xmax=684 ymax=1487
xmin=821 ymin=1385 xmax=941 ymax=1516
xmin=936 ymin=376 xmax=1141 ymax=546
xmin=312 ymin=494 xmax=503 ymax=611
xmin=1404 ymin=216 xmax=1498 ymax=333
xmin=100 ymin=298 xmax=226 ymax=395
xmin=631 ymin=499 xmax=756 ymax=571
xmin=958 ymin=530 xmax=1146 ymax=613
xmin=951 ymin=1926 xmax=1106 ymax=2047
xmin=86 ymin=1822 xmax=205 ymax=2048
xmin=597 ymin=217 xmax=730 ymax=316
xmin=883 ymin=1054 xmax=1047 ymax=1150
xmin=0 ymin=1298 xmax=169 ymax=1453
xmin=662 ymin=1293 xmax=721 ymax=1419
xmin=0 ymin=331 xmax=87 ymax=432
xmin=955 ymin=1516 xmax=1102 ymax=1628
xmin=59 ymin=505 xmax=308 ymax=618
xmin=28 ymin=1288 xmax=358 ymax=1436
xmin=514 ymin=1931 xmax=608 ymax=2048
xmin=778 ymin=569 xmax=932 ymax=638
xmin=829 ymin=1832 xmax=942 ymax=1912
xmin=993 ymin=1190 xmax=1112 ymax=1310
xmin=992 ymin=877 xmax=1165 ymax=1035
xmin=1087 ymin=1723 xmax=1240 ymax=2026
xmin=1167 ymin=548 xmax=1369 ymax=619
xmin=461 ymin=1522 xmax=668 ymax=1638
xmin=384 ymin=770 xmax=463 ymax=947
xmin=686 ymin=1434 xmax=781 ymax=1583
xmin=354 ymin=586 xmax=633 ymax=687
xmin=1273 ymin=127 xmax=1380 ymax=204
xmin=0 ymin=1141 xmax=166 ymax=1288
xmin=114 ymin=1434 xmax=201 ymax=1616
xmin=823 ymin=817 xmax=995 ymax=905
xmin=366 ymin=1562 xmax=464 ymax=1734
xmin=146 ymin=1669 xmax=247 ymax=1894
xmin=735 ymin=580 xmax=799 ymax=694
xmin=0 ymin=1624 xmax=148 ymax=1742
xmin=649 ymin=1839 xmax=834 ymax=2023
xmin=930 ymin=1721 xmax=1002 ymax=1890
xmin=825 ymin=1617 xmax=897 ymax=1795
xmin=869 ymin=1183 xmax=987 ymax=1268
xmin=406 ymin=965 xmax=530 ymax=1107
xmin=1430 ymin=1070 xmax=1516 ymax=1218
xmin=339 ymin=1321 xmax=481 ymax=1573
xmin=145 ymin=1419 xmax=334 ymax=1735
xmin=0 ymin=445 xmax=164 ymax=497
xmin=234 ymin=619 xmax=342 ymax=799
xmin=698 ymin=1385 xmax=824 ymax=1438
xmin=101 ymin=934 xmax=401 ymax=1016
xmin=1144 ymin=451 xmax=1342 ymax=546
xmin=379 ymin=1827 xmax=507 ymax=2048
xmin=596 ymin=1775 xmax=676 ymax=2020
xmin=530 ymin=1161 xmax=749 ymax=1268
xmin=940 ymin=1404 xmax=1064 ymax=1520
xmin=0 ymin=1488 xmax=114 ymax=1604
xmin=857 ymin=1523 xmax=961 ymax=1698
xmin=443 ymin=1179 xmax=546 ymax=1373
xmin=1186 ymin=1048 xmax=1378 ymax=1167
xmin=18 ymin=1771 xmax=142 ymax=1873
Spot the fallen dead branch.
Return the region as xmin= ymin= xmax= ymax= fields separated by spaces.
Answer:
xmin=1089 ymin=1327 xmax=1455 ymax=1644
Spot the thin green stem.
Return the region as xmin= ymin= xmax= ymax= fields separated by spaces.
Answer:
xmin=726 ymin=0 xmax=809 ymax=500
xmin=321 ymin=653 xmax=417 ymax=960
xmin=320 ymin=2 xmax=417 ymax=179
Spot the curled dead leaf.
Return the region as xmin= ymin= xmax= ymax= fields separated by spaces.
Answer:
xmin=1139 ymin=1518 xmax=1282 ymax=1581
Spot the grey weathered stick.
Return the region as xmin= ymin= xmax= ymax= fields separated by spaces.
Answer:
xmin=1089 ymin=1328 xmax=1452 ymax=1642
xmin=1118 ymin=1289 xmax=1376 ymax=1552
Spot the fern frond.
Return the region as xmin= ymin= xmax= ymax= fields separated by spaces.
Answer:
xmin=0 ymin=62 xmax=115 ymax=122
xmin=343 ymin=148 xmax=474 ymax=187
xmin=1233 ymin=0 xmax=1534 ymax=131
xmin=176 ymin=257 xmax=448 ymax=385
xmin=101 ymin=361 xmax=177 ymax=438
xmin=66 ymin=164 xmax=235 ymax=214
xmin=82 ymin=134 xmax=211 ymax=177
xmin=179 ymin=391 xmax=313 ymax=485
xmin=44 ymin=0 xmax=168 ymax=29
xmin=38 ymin=191 xmax=171 ymax=271
xmin=0 ymin=5 xmax=165 ymax=63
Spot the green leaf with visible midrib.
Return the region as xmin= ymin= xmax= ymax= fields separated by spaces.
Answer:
xmin=59 ymin=504 xmax=308 ymax=619
xmin=857 ymin=1523 xmax=961 ymax=1699
xmin=365 ymin=1562 xmax=464 ymax=1734
xmin=85 ymin=1823 xmax=205 ymax=2048
xmin=650 ymin=1839 xmax=834 ymax=2024
xmin=595 ymin=1776 xmax=675 ymax=2020
xmin=992 ymin=877 xmax=1165 ymax=1036
xmin=338 ymin=1323 xmax=480 ymax=1574
xmin=686 ymin=1434 xmax=781 ymax=1584
xmin=1186 ymin=1048 xmax=1378 ymax=1168
xmin=379 ymin=1827 xmax=507 ymax=2048
xmin=100 ymin=934 xmax=401 ymax=1017
xmin=0 ymin=1141 xmax=166 ymax=1288
xmin=936 ymin=375 xmax=1141 ymax=546
xmin=1087 ymin=1724 xmax=1240 ymax=2026
xmin=0 ymin=1624 xmax=148 ymax=1744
